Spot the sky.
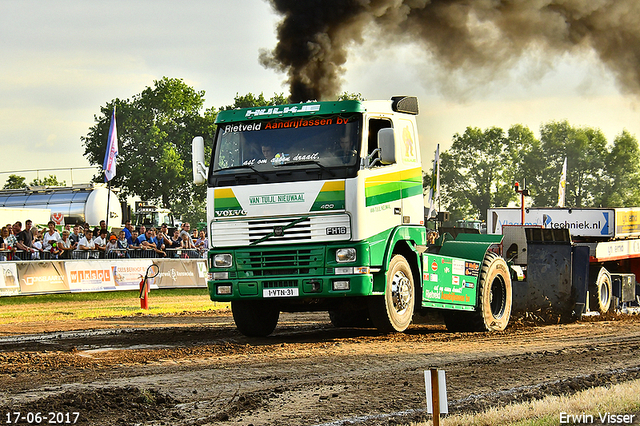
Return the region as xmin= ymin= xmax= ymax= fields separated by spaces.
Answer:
xmin=1 ymin=0 xmax=639 ymax=188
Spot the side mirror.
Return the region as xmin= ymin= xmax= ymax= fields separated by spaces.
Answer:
xmin=192 ymin=136 xmax=208 ymax=184
xmin=377 ymin=128 xmax=396 ymax=165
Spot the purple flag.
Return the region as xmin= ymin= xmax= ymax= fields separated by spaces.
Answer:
xmin=103 ymin=107 xmax=118 ymax=182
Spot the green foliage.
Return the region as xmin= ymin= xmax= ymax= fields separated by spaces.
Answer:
xmin=600 ymin=130 xmax=640 ymax=207
xmin=436 ymin=121 xmax=640 ymax=219
xmin=2 ymin=174 xmax=26 ymax=189
xmin=337 ymin=92 xmax=366 ymax=101
xmin=439 ymin=127 xmax=517 ymax=221
xmin=534 ymin=121 xmax=608 ymax=208
xmin=30 ymin=175 xmax=66 ymax=187
xmin=221 ymin=92 xmax=288 ymax=110
xmin=81 ymin=77 xmax=216 ymax=218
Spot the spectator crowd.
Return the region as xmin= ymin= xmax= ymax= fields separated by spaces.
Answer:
xmin=0 ymin=219 xmax=208 ymax=261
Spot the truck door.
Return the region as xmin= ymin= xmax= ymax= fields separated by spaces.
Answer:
xmin=363 ymin=118 xmax=403 ymax=229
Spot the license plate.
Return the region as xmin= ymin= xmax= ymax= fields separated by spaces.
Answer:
xmin=263 ymin=288 xmax=299 ymax=298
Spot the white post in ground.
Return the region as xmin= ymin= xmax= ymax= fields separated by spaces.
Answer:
xmin=425 ymin=368 xmax=448 ymax=426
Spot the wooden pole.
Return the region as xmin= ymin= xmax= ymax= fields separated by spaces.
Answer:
xmin=430 ymin=368 xmax=440 ymax=426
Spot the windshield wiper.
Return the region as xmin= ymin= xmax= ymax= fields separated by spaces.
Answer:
xmin=275 ymin=160 xmax=335 ymax=176
xmin=219 ymin=164 xmax=269 ymax=181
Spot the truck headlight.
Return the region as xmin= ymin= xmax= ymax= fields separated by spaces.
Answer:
xmin=216 ymin=284 xmax=232 ymax=295
xmin=336 ymin=248 xmax=356 ymax=263
xmin=213 ymin=253 xmax=233 ymax=268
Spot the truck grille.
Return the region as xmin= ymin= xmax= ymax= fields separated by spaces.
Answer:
xmin=236 ymin=247 xmax=324 ymax=278
xmin=211 ymin=214 xmax=351 ymax=247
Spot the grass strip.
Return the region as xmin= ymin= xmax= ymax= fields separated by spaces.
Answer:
xmin=413 ymin=379 xmax=640 ymax=426
xmin=0 ymin=288 xmax=228 ymax=323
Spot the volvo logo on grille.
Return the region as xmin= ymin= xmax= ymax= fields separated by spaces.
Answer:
xmin=274 ymin=226 xmax=284 ymax=236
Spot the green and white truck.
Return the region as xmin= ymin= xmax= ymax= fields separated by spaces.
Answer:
xmin=192 ymin=96 xmax=512 ymax=336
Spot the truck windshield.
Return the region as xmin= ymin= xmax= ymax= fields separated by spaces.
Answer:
xmin=210 ymin=114 xmax=362 ymax=184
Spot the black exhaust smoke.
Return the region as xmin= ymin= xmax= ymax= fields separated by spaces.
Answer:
xmin=261 ymin=0 xmax=640 ymax=102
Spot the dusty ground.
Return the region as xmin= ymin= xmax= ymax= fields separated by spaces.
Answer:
xmin=1 ymin=310 xmax=640 ymax=425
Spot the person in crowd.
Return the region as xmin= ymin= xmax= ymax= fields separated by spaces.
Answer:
xmin=151 ymin=228 xmax=167 ymax=257
xmin=93 ymin=220 xmax=107 ymax=238
xmin=83 ymin=224 xmax=91 ymax=241
xmin=0 ymin=226 xmax=9 ymax=260
xmin=58 ymin=230 xmax=75 ymax=259
xmin=123 ymin=220 xmax=134 ymax=245
xmin=14 ymin=221 xmax=35 ymax=258
xmin=130 ymin=230 xmax=141 ymax=249
xmin=179 ymin=222 xmax=191 ymax=240
xmin=1 ymin=226 xmax=7 ymax=248
xmin=70 ymin=225 xmax=82 ymax=246
xmin=140 ymin=227 xmax=155 ymax=249
xmin=3 ymin=226 xmax=16 ymax=250
xmin=93 ymin=228 xmax=109 ymax=257
xmin=181 ymin=232 xmax=196 ymax=249
xmin=136 ymin=226 xmax=147 ymax=246
xmin=166 ymin=228 xmax=182 ymax=257
xmin=170 ymin=229 xmax=181 ymax=247
xmin=117 ymin=230 xmax=129 ymax=250
xmin=191 ymin=229 xmax=199 ymax=242
xmin=76 ymin=228 xmax=98 ymax=258
xmin=23 ymin=219 xmax=35 ymax=249
xmin=105 ymin=234 xmax=122 ymax=258
xmin=42 ymin=221 xmax=62 ymax=252
xmin=0 ymin=227 xmax=7 ymax=260
xmin=195 ymin=230 xmax=209 ymax=252
xmin=31 ymin=228 xmax=43 ymax=260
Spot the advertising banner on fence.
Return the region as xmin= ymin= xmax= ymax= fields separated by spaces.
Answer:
xmin=1 ymin=258 xmax=207 ymax=296
xmin=111 ymin=260 xmax=155 ymax=290
xmin=0 ymin=263 xmax=20 ymax=296
xmin=16 ymin=261 xmax=68 ymax=294
xmin=155 ymin=259 xmax=207 ymax=288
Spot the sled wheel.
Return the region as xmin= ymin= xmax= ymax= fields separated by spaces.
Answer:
xmin=589 ymin=267 xmax=612 ymax=314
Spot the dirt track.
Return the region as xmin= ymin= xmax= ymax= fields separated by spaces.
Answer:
xmin=1 ymin=310 xmax=640 ymax=425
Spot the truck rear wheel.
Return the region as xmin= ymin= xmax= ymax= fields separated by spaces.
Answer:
xmin=231 ymin=300 xmax=279 ymax=337
xmin=589 ymin=267 xmax=612 ymax=314
xmin=368 ymin=255 xmax=415 ymax=333
xmin=466 ymin=252 xmax=512 ymax=332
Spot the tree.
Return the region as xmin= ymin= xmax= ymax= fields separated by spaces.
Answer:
xmin=2 ymin=174 xmax=26 ymax=189
xmin=600 ymin=130 xmax=640 ymax=207
xmin=30 ymin=175 xmax=66 ymax=187
xmin=81 ymin=77 xmax=216 ymax=218
xmin=506 ymin=124 xmax=543 ymax=203
xmin=438 ymin=127 xmax=517 ymax=221
xmin=221 ymin=92 xmax=288 ymax=110
xmin=337 ymin=92 xmax=366 ymax=101
xmin=535 ymin=121 xmax=608 ymax=208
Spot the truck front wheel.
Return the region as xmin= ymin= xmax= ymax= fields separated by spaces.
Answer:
xmin=231 ymin=300 xmax=279 ymax=337
xmin=368 ymin=255 xmax=415 ymax=333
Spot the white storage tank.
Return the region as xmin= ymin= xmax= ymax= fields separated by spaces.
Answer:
xmin=0 ymin=183 xmax=122 ymax=227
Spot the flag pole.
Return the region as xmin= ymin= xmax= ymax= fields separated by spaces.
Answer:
xmin=106 ymin=179 xmax=111 ymax=229
xmin=103 ymin=105 xmax=118 ymax=229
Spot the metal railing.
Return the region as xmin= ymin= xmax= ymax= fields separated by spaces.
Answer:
xmin=1 ymin=247 xmax=206 ymax=261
